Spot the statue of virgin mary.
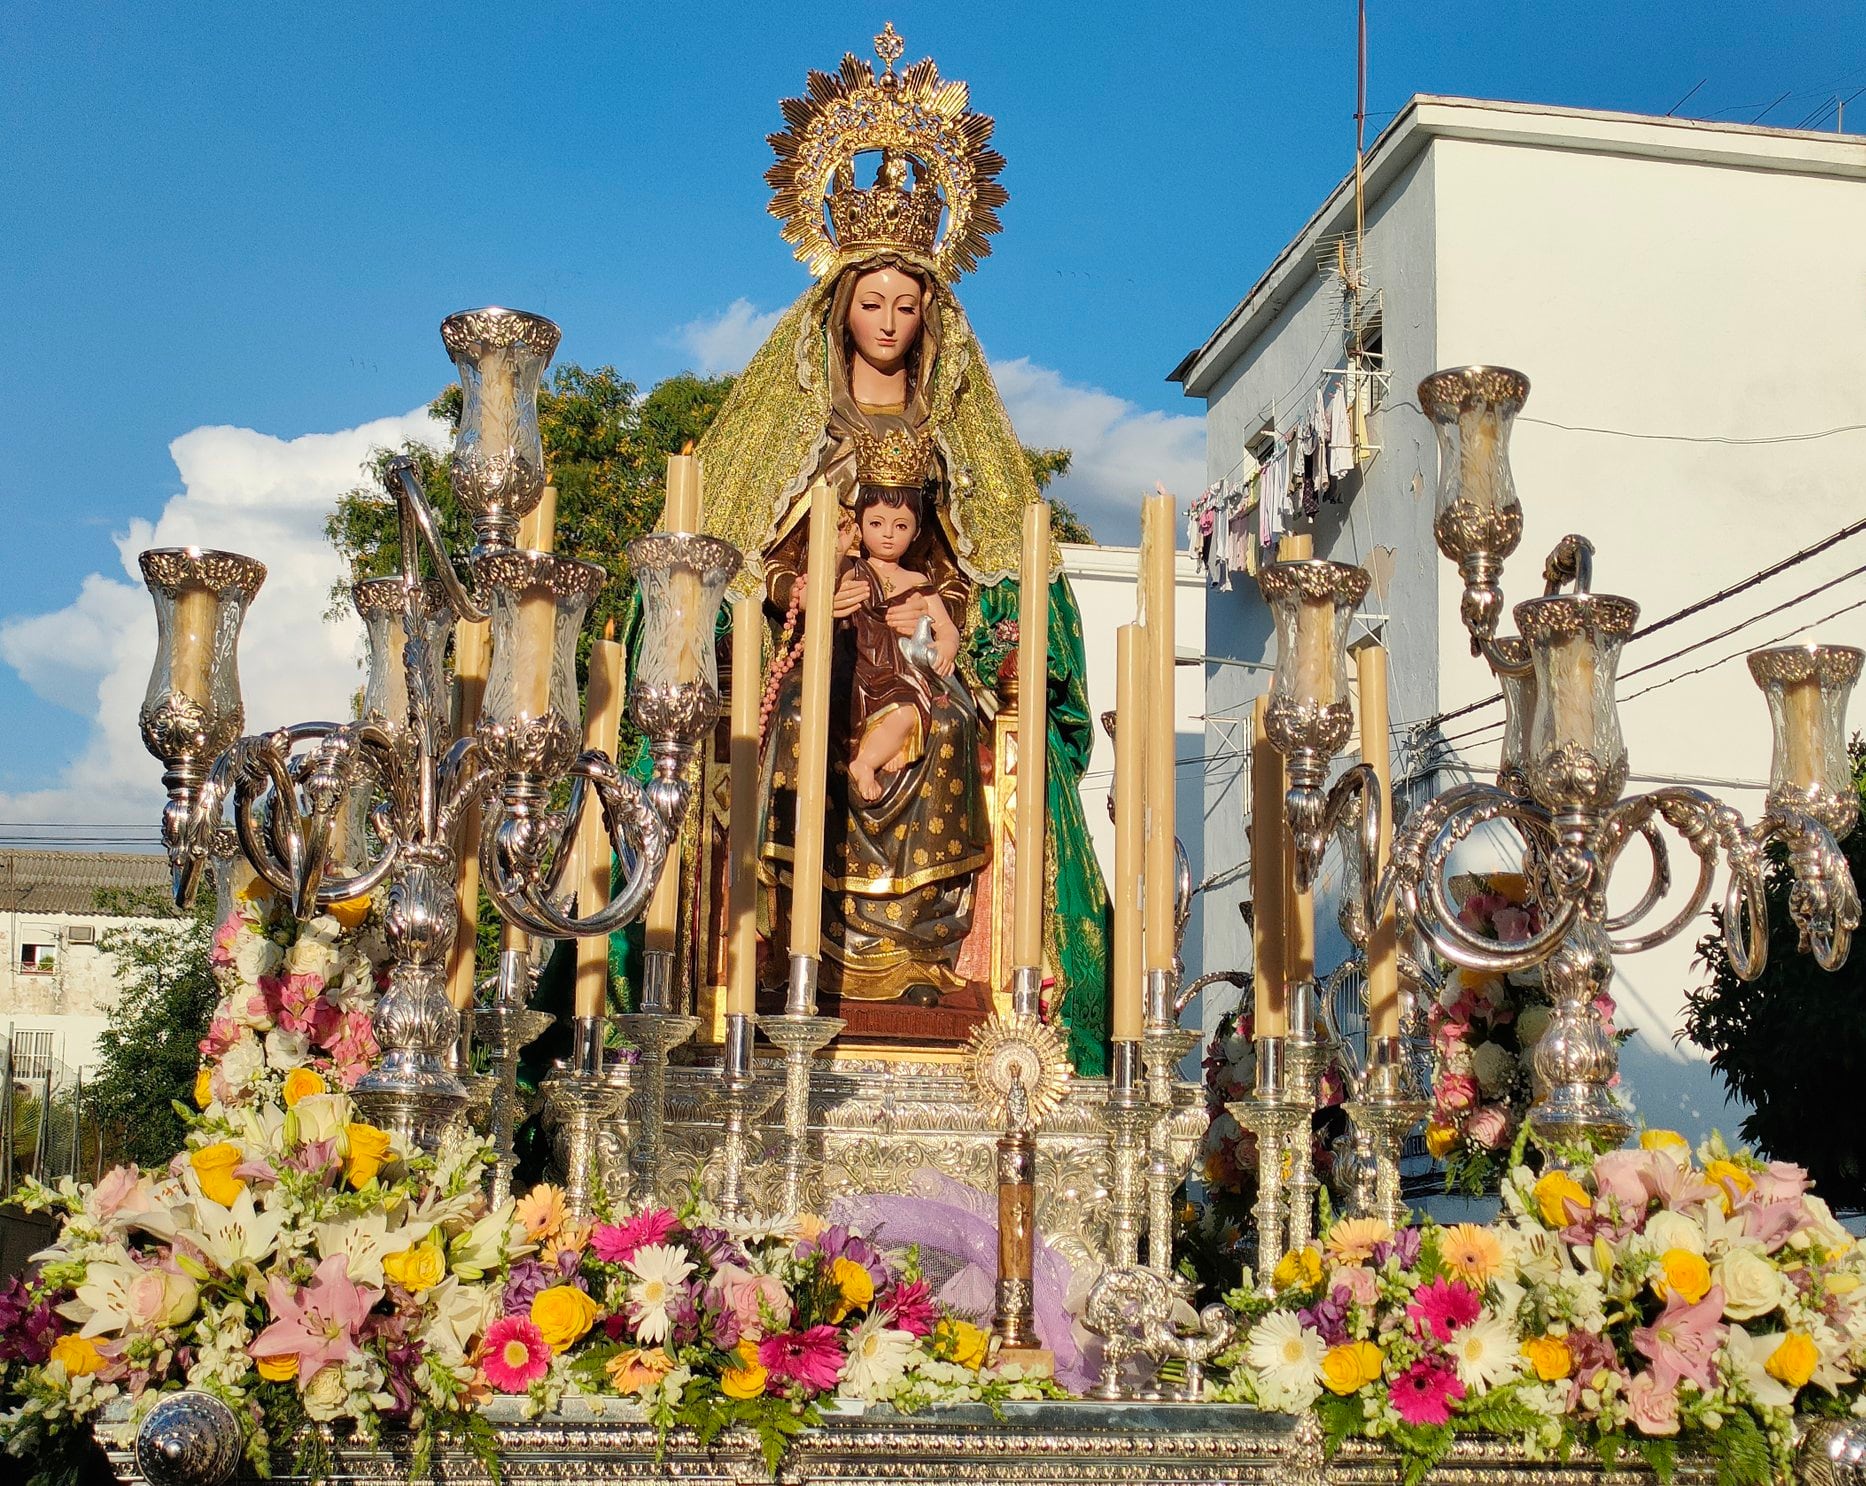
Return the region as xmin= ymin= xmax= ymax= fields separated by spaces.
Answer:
xmin=698 ymin=27 xmax=1111 ymax=1073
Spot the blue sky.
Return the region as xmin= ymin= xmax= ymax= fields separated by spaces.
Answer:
xmin=2 ymin=1 xmax=1861 ymax=836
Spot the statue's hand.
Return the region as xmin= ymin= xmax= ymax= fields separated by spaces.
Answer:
xmin=833 ymin=574 xmax=868 ymax=618
xmin=886 ymin=595 xmax=929 ymax=634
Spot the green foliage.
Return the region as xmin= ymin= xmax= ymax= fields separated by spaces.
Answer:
xmin=1684 ymin=739 xmax=1866 ymax=1206
xmin=1022 ymin=446 xmax=1095 ymax=544
xmin=1709 ymin=1407 xmax=1772 ymax=1486
xmin=85 ymin=895 xmax=218 ymax=1170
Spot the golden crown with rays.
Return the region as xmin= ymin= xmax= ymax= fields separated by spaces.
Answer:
xmin=766 ymin=23 xmax=1009 ymax=282
xmin=852 ymin=424 xmax=935 ymax=489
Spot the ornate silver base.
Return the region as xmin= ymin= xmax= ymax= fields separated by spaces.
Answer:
xmin=614 ymin=1010 xmax=699 ymax=1206
xmin=1141 ymin=1019 xmax=1199 ymax=1277
xmin=1231 ymin=1039 xmax=1303 ymax=1293
xmin=542 ymin=1017 xmax=623 ymax=1220
xmin=707 ymin=1013 xmax=781 ymax=1221
xmin=1102 ymin=1041 xmax=1149 ymax=1270
xmin=1344 ymin=1035 xmax=1428 ymax=1231
xmin=1083 ymin=1264 xmax=1236 ymax=1403
xmin=474 ymin=986 xmax=553 ymax=1209
xmin=758 ymin=1010 xmax=845 ymax=1217
xmin=1530 ymin=922 xmax=1633 ymax=1153
xmin=1280 ymin=1021 xmax=1326 ymax=1251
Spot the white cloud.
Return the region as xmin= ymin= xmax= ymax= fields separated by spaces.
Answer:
xmin=674 ymin=298 xmax=783 ymax=375
xmin=992 ymin=357 xmax=1206 ymax=546
xmin=0 ymin=407 xmax=449 ymax=828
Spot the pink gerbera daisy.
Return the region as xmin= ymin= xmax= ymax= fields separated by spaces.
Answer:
xmin=1390 ymin=1357 xmax=1466 ymax=1425
xmin=877 ymin=1278 xmax=938 ymax=1338
xmin=758 ymin=1325 xmax=844 ymax=1393
xmin=592 ymin=1207 xmax=679 ymax=1266
xmin=1406 ymin=1276 xmax=1482 ymax=1342
xmin=482 ymin=1315 xmax=551 ymax=1393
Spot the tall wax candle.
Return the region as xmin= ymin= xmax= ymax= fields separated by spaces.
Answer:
xmin=1549 ymin=632 xmax=1599 ymax=752
xmin=663 ymin=450 xmax=704 ymax=684
xmin=517 ymin=483 xmax=557 ymax=552
xmin=1012 ymin=500 xmax=1052 ymax=970
xmin=572 ymin=625 xmax=628 ymax=1017
xmin=1250 ymin=696 xmax=1288 ymax=1037
xmin=664 ymin=449 xmax=701 ymax=533
xmin=1783 ymin=677 xmax=1823 ymax=788
xmin=1142 ymin=493 xmax=1178 ymax=975
xmin=1357 ymin=644 xmax=1400 ymax=1038
xmin=1111 ymin=624 xmax=1146 ymax=1041
xmin=1277 ymin=534 xmax=1313 ymax=561
xmin=1284 ymin=767 xmax=1316 ymax=993
xmin=446 ymin=619 xmax=491 ymax=1010
xmin=513 ymin=578 xmax=556 ymax=723
xmin=1293 ymin=594 xmax=1338 ymax=707
xmin=480 ymin=348 xmax=516 ymax=455
xmin=725 ymin=595 xmax=763 ymax=1016
xmin=787 ymin=478 xmax=839 ymax=962
xmin=170 ymin=586 xmax=218 ymax=709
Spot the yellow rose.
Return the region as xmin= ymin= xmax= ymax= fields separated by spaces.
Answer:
xmin=1321 ymin=1340 xmax=1383 ymax=1395
xmin=382 ymin=1240 xmax=446 ymax=1294
xmin=531 ymin=1284 xmax=601 ymax=1353
xmin=1522 ymin=1334 xmax=1573 ymax=1382
xmin=1533 ymin=1170 xmax=1591 ymax=1228
xmin=1765 ymin=1331 xmax=1819 ymax=1390
xmin=937 ymin=1318 xmax=990 ymax=1369
xmin=1653 ymin=1248 xmax=1712 ymax=1305
xmin=326 ymin=893 xmax=373 ymax=930
xmin=1425 ymin=1122 xmax=1460 ymax=1159
xmin=189 ymin=1143 xmax=247 ymax=1207
xmin=1639 ymin=1129 xmax=1691 ymax=1155
xmin=1273 ymin=1245 xmax=1324 ymax=1292
xmin=49 ymin=1334 xmax=104 ymax=1377
xmin=721 ymin=1341 xmax=768 ymax=1400
xmin=1705 ymin=1159 xmax=1755 ymax=1213
xmin=254 ymin=1352 xmax=299 ymax=1383
xmin=344 ymin=1123 xmax=393 ymax=1188
xmin=281 ymin=1067 xmax=328 ymax=1108
xmin=829 ymin=1255 xmax=875 ymax=1322
xmin=192 ymin=1066 xmax=213 ymax=1110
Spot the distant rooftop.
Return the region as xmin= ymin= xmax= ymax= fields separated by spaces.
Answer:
xmin=0 ymin=850 xmax=178 ymax=917
xmin=1170 ymin=94 xmax=1866 ymax=396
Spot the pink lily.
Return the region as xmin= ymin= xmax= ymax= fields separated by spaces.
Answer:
xmin=250 ymin=1254 xmax=382 ymax=1384
xmin=1632 ymin=1284 xmax=1726 ymax=1394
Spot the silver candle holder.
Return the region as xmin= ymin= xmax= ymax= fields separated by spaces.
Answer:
xmin=1343 ymin=1035 xmax=1430 ymax=1231
xmin=709 ymin=1012 xmax=781 ymax=1222
xmin=1101 ymin=1039 xmax=1150 ymax=1270
xmin=760 ymin=991 xmax=845 ymax=1219
xmin=543 ymin=1015 xmax=626 ymax=1220
xmin=1231 ymin=1038 xmax=1304 ymax=1293
xmin=1141 ymin=969 xmax=1198 ymax=1277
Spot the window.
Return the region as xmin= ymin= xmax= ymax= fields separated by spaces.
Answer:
xmin=10 ymin=1030 xmax=53 ymax=1078
xmin=18 ymin=940 xmax=56 ymax=975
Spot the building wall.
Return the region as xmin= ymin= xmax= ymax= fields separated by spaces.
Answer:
xmin=0 ymin=912 xmax=175 ymax=1072
xmin=1424 ymin=134 xmax=1866 ymax=1136
xmin=1060 ymin=544 xmax=1208 ymax=1028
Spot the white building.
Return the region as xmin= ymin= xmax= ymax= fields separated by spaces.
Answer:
xmin=1170 ymin=97 xmax=1866 ymax=1140
xmin=1 ymin=849 xmax=177 ymax=1077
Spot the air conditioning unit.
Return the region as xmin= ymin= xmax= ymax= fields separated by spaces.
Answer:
xmin=65 ymin=925 xmax=96 ymax=946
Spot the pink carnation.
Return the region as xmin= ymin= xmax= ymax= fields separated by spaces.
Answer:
xmin=591 ymin=1208 xmax=678 ymax=1266
xmin=1437 ymin=1073 xmax=1479 ymax=1113
xmin=1464 ymin=1104 xmax=1513 ymax=1151
xmin=759 ymin=1325 xmax=844 ymax=1393
xmin=1625 ymin=1368 xmax=1680 ymax=1436
xmin=1390 ymin=1357 xmax=1465 ymax=1425
xmin=1406 ymin=1276 xmax=1481 ymax=1342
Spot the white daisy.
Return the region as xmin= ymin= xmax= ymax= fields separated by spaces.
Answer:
xmin=1245 ymin=1310 xmax=1325 ymax=1411
xmin=840 ymin=1315 xmax=914 ymax=1397
xmin=1449 ymin=1310 xmax=1522 ymax=1391
xmin=626 ymin=1242 xmax=697 ymax=1344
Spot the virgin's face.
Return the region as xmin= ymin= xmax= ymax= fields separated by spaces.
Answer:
xmin=846 ymin=268 xmax=924 ymax=374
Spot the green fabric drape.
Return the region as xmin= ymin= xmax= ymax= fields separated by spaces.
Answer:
xmin=977 ymin=573 xmax=1112 ymax=1075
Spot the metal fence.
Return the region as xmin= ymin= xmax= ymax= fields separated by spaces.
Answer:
xmin=1 ymin=1044 xmax=104 ymax=1197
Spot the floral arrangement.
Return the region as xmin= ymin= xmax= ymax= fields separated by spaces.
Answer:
xmin=1212 ymin=1132 xmax=1866 ymax=1486
xmin=1425 ymin=874 xmax=1623 ymax=1194
xmin=964 ymin=617 xmax=1020 ymax=693
xmin=478 ymin=1192 xmax=1056 ymax=1471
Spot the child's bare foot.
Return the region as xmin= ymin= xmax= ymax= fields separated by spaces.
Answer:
xmin=849 ymin=757 xmax=883 ymax=802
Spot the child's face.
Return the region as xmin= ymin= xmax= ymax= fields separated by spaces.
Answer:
xmin=860 ymin=503 xmax=917 ymax=562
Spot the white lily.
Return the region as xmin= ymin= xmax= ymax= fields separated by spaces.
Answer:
xmin=189 ymin=1186 xmax=285 ymax=1292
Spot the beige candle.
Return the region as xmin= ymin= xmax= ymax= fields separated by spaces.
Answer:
xmin=1142 ymin=494 xmax=1178 ymax=975
xmin=1460 ymin=410 xmax=1498 ymax=512
xmin=573 ymin=625 xmax=628 ymax=1017
xmin=725 ymin=595 xmax=763 ymax=1016
xmin=480 ymin=348 xmax=516 ymax=455
xmin=788 ymin=478 xmax=839 ymax=961
xmin=1284 ymin=781 xmax=1316 ymax=991
xmin=1357 ymin=645 xmax=1399 ymax=1038
xmin=170 ymin=586 xmax=218 ymax=709
xmin=664 ymin=448 xmax=701 ymax=533
xmin=446 ymin=619 xmax=491 ymax=1010
xmin=513 ymin=577 xmax=556 ymax=723
xmin=663 ymin=449 xmax=704 ymax=684
xmin=517 ymin=483 xmax=557 ymax=553
xmin=1782 ymin=677 xmax=1822 ymax=788
xmin=1277 ymin=534 xmax=1313 ymax=562
xmin=1112 ymin=624 xmax=1146 ymax=1041
xmin=1549 ymin=632 xmax=1599 ymax=751
xmin=1012 ymin=501 xmax=1052 ymax=970
xmin=1250 ymin=697 xmax=1288 ymax=1037
xmin=1293 ymin=594 xmax=1338 ymax=706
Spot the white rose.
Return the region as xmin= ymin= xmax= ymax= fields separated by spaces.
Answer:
xmin=1516 ymin=1005 xmax=1552 ymax=1046
xmin=128 ymin=1268 xmax=200 ymax=1329
xmin=1643 ymin=1209 xmax=1707 ymax=1257
xmin=1472 ymin=1041 xmax=1517 ymax=1097
xmin=232 ymin=929 xmax=283 ymax=984
xmin=302 ymin=1363 xmax=349 ymax=1419
xmin=218 ymin=1033 xmax=264 ymax=1091
xmin=264 ymin=1028 xmax=310 ymax=1071
xmin=293 ymin=1092 xmax=352 ymax=1147
xmin=1716 ymin=1248 xmax=1784 ymax=1320
xmin=287 ymin=935 xmax=338 ymax=981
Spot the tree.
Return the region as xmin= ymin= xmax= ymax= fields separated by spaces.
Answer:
xmin=1683 ymin=741 xmax=1866 ymax=1205
xmin=1023 ymin=446 xmax=1095 ymax=544
xmin=85 ymin=892 xmax=218 ymax=1171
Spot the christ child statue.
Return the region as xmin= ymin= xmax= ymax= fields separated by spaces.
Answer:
xmin=840 ymin=477 xmax=961 ymax=803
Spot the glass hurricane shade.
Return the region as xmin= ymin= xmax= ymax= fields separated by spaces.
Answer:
xmin=626 ymin=533 xmax=743 ymax=696
xmin=1417 ymin=366 xmax=1530 ymax=568
xmin=1259 ymin=559 xmax=1371 ymax=760
xmin=476 ymin=550 xmax=606 ymax=733
xmin=353 ymin=578 xmax=452 ymax=740
xmin=1513 ymin=592 xmax=1639 ymax=812
xmin=136 ymin=548 xmax=267 ymax=765
xmin=440 ymin=308 xmax=561 ymax=532
xmin=1748 ymin=644 xmax=1863 ymax=836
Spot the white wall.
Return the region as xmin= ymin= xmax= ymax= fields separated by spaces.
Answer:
xmin=1427 ymin=134 xmax=1866 ymax=1137
xmin=0 ymin=912 xmax=174 ymax=1072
